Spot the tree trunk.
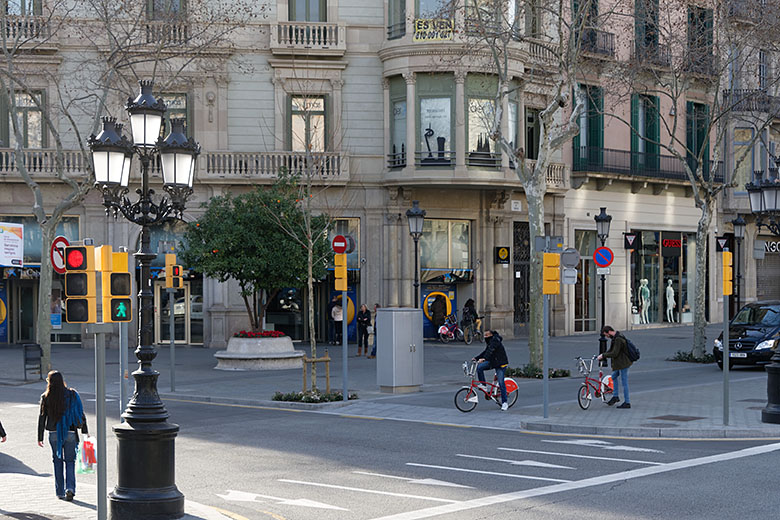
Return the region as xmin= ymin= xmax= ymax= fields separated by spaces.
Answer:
xmin=692 ymin=197 xmax=714 ymax=357
xmin=307 ymin=236 xmax=317 ymax=390
xmin=525 ymin=174 xmax=546 ymax=368
xmin=37 ymin=222 xmax=55 ymax=372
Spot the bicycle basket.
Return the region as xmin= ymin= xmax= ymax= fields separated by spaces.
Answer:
xmin=463 ymin=361 xmax=477 ymax=378
xmin=576 ymin=359 xmax=590 ymax=376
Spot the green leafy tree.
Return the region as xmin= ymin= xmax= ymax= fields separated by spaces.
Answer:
xmin=180 ymin=187 xmax=314 ymax=331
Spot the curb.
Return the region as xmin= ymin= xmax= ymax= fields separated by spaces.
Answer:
xmin=522 ymin=421 xmax=780 ymax=439
xmin=158 ymin=392 xmax=357 ymax=410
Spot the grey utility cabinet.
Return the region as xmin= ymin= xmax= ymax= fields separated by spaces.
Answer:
xmin=376 ymin=307 xmax=424 ymax=393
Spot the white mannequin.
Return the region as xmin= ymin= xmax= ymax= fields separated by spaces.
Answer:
xmin=666 ymin=279 xmax=676 ymax=323
xmin=639 ymin=278 xmax=651 ymax=324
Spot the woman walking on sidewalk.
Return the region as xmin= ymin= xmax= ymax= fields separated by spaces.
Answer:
xmin=37 ymin=370 xmax=88 ymax=501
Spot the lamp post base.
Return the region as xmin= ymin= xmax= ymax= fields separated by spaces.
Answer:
xmin=761 ymin=363 xmax=780 ymax=424
xmin=109 ymin=421 xmax=184 ymax=519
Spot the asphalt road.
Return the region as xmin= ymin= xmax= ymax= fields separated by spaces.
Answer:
xmin=2 ymin=383 xmax=778 ymax=520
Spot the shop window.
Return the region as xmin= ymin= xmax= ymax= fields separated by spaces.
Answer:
xmin=574 ymin=230 xmax=597 ymax=332
xmin=420 ymin=219 xmax=470 ymax=269
xmin=147 ymin=0 xmax=185 ymax=20
xmin=289 ymin=0 xmax=326 ymax=22
xmin=1 ymin=91 xmax=45 ymax=149
xmin=290 ymin=95 xmax=327 ymax=152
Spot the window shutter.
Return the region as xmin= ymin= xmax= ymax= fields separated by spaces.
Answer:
xmin=647 ymin=96 xmax=659 ymax=171
xmin=572 ymin=87 xmax=581 ymax=169
xmin=319 ymin=0 xmax=327 ymax=22
xmin=588 ymin=86 xmax=603 ymax=167
xmin=702 ymin=104 xmax=710 ymax=180
xmin=635 ymin=0 xmax=645 ymax=57
xmin=685 ymin=101 xmax=694 ymax=173
xmin=630 ymin=94 xmax=639 ymax=171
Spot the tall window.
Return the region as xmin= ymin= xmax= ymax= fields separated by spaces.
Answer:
xmin=417 ymin=73 xmax=454 ymax=166
xmin=420 ymin=219 xmax=470 ymax=269
xmin=418 ymin=0 xmax=447 ymax=18
xmin=631 ymin=94 xmax=659 ymax=171
xmin=466 ymin=75 xmax=497 ymax=167
xmin=525 ymin=108 xmax=540 ymax=160
xmin=687 ymin=6 xmax=713 ymax=74
xmin=290 ymin=96 xmax=326 ymax=152
xmin=686 ymin=101 xmax=710 ymax=177
xmin=389 ymin=76 xmax=407 ymax=167
xmin=525 ymin=0 xmax=541 ymax=37
xmin=290 ymin=0 xmax=326 ymax=22
xmin=635 ymin=0 xmax=658 ymax=57
xmin=6 ymin=0 xmax=41 ymax=15
xmin=2 ymin=91 xmax=45 ymax=148
xmin=160 ymin=93 xmax=189 ymax=136
xmin=759 ymin=50 xmax=770 ymax=91
xmin=388 ymin=0 xmax=405 ymax=39
xmin=572 ymin=85 xmax=603 ymax=169
xmin=148 ymin=0 xmax=185 ymax=19
xmin=733 ymin=128 xmax=755 ymax=191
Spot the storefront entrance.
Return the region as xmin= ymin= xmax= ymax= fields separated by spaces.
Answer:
xmin=154 ymin=281 xmax=202 ymax=345
xmin=513 ymin=222 xmax=530 ymax=336
xmin=12 ymin=280 xmax=37 ymax=343
xmin=574 ymin=230 xmax=597 ymax=332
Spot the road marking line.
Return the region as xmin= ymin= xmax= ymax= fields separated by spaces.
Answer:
xmin=497 ymin=447 xmax=663 ymax=465
xmin=278 ymin=479 xmax=458 ymax=503
xmin=354 ymin=471 xmax=473 ymax=488
xmin=405 ymin=463 xmax=571 ymax=483
xmin=341 ymin=415 xmax=384 ymax=420
xmin=542 ymin=439 xmax=664 ymax=453
xmin=370 ymin=442 xmax=780 ymax=519
xmin=456 ymin=454 xmax=574 ymax=469
xmin=12 ymin=404 xmax=38 ymax=408
xmin=211 ymin=506 xmax=256 ymax=520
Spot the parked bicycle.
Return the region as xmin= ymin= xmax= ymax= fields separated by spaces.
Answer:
xmin=454 ymin=360 xmax=519 ymax=412
xmin=575 ymin=355 xmax=614 ymax=410
xmin=438 ymin=313 xmax=464 ymax=343
xmin=462 ymin=318 xmax=483 ymax=345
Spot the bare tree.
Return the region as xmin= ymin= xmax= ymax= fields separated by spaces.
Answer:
xmin=0 ymin=0 xmax=257 ymax=369
xmin=602 ymin=0 xmax=780 ymax=356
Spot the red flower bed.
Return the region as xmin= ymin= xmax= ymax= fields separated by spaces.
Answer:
xmin=232 ymin=330 xmax=286 ymax=338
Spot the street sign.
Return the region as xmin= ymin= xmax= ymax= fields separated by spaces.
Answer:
xmin=560 ymin=248 xmax=580 ymax=268
xmin=51 ymin=236 xmax=70 ymax=274
xmin=596 ymin=267 xmax=611 ymax=275
xmin=562 ymin=267 xmax=578 ymax=284
xmin=624 ymin=233 xmax=638 ymax=250
xmin=593 ymin=247 xmax=614 ymax=268
xmin=332 ymin=235 xmax=347 ymax=254
xmin=716 ymin=236 xmax=729 ymax=252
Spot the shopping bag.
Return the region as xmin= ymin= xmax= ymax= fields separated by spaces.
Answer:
xmin=76 ymin=435 xmax=97 ymax=474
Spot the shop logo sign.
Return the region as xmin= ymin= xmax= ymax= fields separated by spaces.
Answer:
xmin=765 ymin=241 xmax=780 ymax=253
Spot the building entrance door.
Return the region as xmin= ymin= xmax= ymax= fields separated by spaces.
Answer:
xmin=12 ymin=280 xmax=37 ymax=343
xmin=154 ymin=281 xmax=191 ymax=344
xmin=513 ymin=222 xmax=530 ymax=336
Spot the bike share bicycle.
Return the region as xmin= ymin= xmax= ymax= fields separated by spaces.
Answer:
xmin=454 ymin=360 xmax=519 ymax=412
xmin=574 ymin=355 xmax=614 ymax=410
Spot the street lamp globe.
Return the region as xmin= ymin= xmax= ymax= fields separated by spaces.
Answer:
xmin=746 ymin=176 xmax=765 ymax=215
xmin=89 ymin=117 xmax=132 ymax=187
xmin=594 ymin=207 xmax=612 ymax=244
xmin=732 ymin=215 xmax=746 ymax=240
xmin=158 ymin=119 xmax=200 ymax=189
xmin=126 ymin=80 xmax=166 ymax=148
xmin=406 ymin=200 xmax=426 ymax=239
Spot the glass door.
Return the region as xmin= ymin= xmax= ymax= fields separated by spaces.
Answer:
xmin=155 ymin=281 xmax=190 ymax=344
xmin=13 ymin=281 xmax=37 ymax=343
xmin=574 ymin=230 xmax=597 ymax=332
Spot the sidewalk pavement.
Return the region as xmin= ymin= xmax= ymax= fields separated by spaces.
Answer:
xmin=2 ymin=324 xmax=780 ymax=441
xmin=0 ymin=474 xmax=233 ymax=520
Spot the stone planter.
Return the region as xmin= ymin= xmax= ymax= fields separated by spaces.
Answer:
xmin=214 ymin=336 xmax=304 ymax=370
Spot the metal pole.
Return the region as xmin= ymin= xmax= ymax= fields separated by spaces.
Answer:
xmin=413 ymin=237 xmax=420 ymax=308
xmin=543 ymin=294 xmax=549 ymax=418
xmin=119 ymin=321 xmax=128 ymax=421
xmin=88 ymin=324 xmax=111 ymax=520
xmin=736 ymin=238 xmax=741 ymax=314
xmin=169 ymin=288 xmax=175 ymax=392
xmin=342 ymin=291 xmax=348 ymax=401
xmin=598 ymin=237 xmax=608 ymax=366
xmin=723 ymin=277 xmax=730 ymax=426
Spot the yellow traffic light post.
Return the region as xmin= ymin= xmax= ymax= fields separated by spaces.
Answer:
xmin=164 ymin=253 xmax=180 ymax=392
xmin=723 ymin=250 xmax=733 ymax=426
xmin=64 ymin=244 xmax=97 ymax=323
xmin=541 ymin=251 xmax=561 ymax=419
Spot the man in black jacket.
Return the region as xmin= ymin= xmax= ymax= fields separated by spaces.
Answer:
xmin=472 ymin=330 xmax=510 ymax=411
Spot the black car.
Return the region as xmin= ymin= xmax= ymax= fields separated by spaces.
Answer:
xmin=713 ymin=301 xmax=780 ymax=370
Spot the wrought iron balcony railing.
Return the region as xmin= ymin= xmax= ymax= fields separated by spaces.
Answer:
xmin=580 ymin=28 xmax=615 ymax=58
xmin=573 ymin=146 xmax=724 ymax=182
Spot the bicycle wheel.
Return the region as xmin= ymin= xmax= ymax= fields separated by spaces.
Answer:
xmin=506 ymin=387 xmax=519 ymax=408
xmin=439 ymin=332 xmax=450 ymax=343
xmin=454 ymin=388 xmax=478 ymax=412
xmin=464 ymin=327 xmax=473 ymax=345
xmin=456 ymin=329 xmax=464 ymax=342
xmin=577 ymin=384 xmax=592 ymax=410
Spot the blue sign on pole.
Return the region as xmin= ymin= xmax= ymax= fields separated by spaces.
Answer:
xmin=593 ymin=247 xmax=614 ymax=268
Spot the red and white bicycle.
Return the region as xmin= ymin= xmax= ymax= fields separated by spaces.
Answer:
xmin=454 ymin=360 xmax=519 ymax=412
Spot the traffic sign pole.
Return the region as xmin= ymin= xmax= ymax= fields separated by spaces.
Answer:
xmin=169 ymin=288 xmax=176 ymax=393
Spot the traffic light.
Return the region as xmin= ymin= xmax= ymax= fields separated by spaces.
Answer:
xmin=64 ymin=245 xmax=97 ymax=323
xmin=334 ymin=253 xmax=347 ymax=292
xmin=722 ymin=250 xmax=733 ymax=296
xmin=165 ymin=253 xmax=183 ymax=289
xmin=542 ymin=252 xmax=561 ymax=295
xmin=103 ymin=251 xmax=133 ymax=323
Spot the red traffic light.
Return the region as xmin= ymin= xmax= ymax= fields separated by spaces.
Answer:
xmin=172 ymin=265 xmax=181 ymax=276
xmin=66 ymin=248 xmax=85 ymax=270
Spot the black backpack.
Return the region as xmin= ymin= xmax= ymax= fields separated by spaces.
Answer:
xmin=625 ymin=337 xmax=641 ymax=362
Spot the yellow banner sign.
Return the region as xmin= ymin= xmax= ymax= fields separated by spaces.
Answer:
xmin=413 ymin=19 xmax=453 ymax=41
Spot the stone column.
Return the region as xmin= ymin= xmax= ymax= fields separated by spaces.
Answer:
xmin=387 ymin=212 xmax=400 ymax=307
xmin=484 ymin=215 xmax=496 ymax=318
xmin=501 ymin=81 xmax=510 ymax=169
xmin=518 ymin=87 xmax=526 ymax=161
xmin=272 ymin=76 xmax=285 ymax=150
xmin=331 ymin=78 xmax=344 ymax=150
xmin=455 ymin=70 xmax=466 ymax=168
xmin=493 ymin=216 xmax=505 ymax=309
xmin=404 ymin=73 xmax=416 ymax=169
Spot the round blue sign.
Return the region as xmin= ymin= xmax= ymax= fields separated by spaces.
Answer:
xmin=593 ymin=247 xmax=614 ymax=268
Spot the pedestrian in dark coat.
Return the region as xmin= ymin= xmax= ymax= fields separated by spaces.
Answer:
xmin=431 ymin=295 xmax=447 ymax=330
xmin=472 ymin=330 xmax=510 ymax=410
xmin=356 ymin=304 xmax=371 ymax=356
xmin=598 ymin=326 xmax=633 ymax=408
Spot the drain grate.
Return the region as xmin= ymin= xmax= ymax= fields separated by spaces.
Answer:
xmin=648 ymin=415 xmax=705 ymax=422
xmin=738 ymin=399 xmax=765 ymax=403
xmin=641 ymin=422 xmax=680 ymax=428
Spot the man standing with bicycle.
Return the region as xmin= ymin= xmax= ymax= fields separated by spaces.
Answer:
xmin=472 ymin=330 xmax=510 ymax=411
xmin=598 ymin=325 xmax=632 ymax=409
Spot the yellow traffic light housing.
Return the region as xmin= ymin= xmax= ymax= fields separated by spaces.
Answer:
xmin=334 ymin=253 xmax=347 ymax=292
xmin=165 ymin=253 xmax=183 ymax=289
xmin=64 ymin=245 xmax=97 ymax=323
xmin=542 ymin=252 xmax=561 ymax=295
xmin=104 ymin=251 xmax=133 ymax=323
xmin=722 ymin=250 xmax=733 ymax=296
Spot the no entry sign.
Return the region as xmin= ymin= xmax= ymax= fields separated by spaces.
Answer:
xmin=593 ymin=246 xmax=614 ymax=268
xmin=332 ymin=235 xmax=348 ymax=254
xmin=50 ymin=236 xmax=70 ymax=274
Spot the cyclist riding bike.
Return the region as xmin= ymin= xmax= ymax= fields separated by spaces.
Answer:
xmin=472 ymin=330 xmax=510 ymax=411
xmin=462 ymin=298 xmax=482 ymax=332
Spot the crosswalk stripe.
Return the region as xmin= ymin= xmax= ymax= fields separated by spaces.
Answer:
xmin=456 ymin=454 xmax=574 ymax=469
xmin=405 ymin=463 xmax=571 ymax=483
xmin=277 ymin=479 xmax=458 ymax=503
xmin=497 ymin=447 xmax=663 ymax=466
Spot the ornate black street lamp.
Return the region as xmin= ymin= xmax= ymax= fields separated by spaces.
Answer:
xmin=745 ymin=167 xmax=780 ymax=424
xmin=406 ymin=200 xmax=426 ymax=308
xmin=89 ymin=80 xmax=200 ymax=519
xmin=731 ymin=215 xmax=746 ymax=314
xmin=594 ymin=207 xmax=612 ymax=362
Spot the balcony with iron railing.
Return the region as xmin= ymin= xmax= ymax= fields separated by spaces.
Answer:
xmin=270 ymin=21 xmax=346 ymax=56
xmin=723 ymin=89 xmax=780 ymax=115
xmin=572 ymin=146 xmax=725 ymax=183
xmin=632 ymin=42 xmax=671 ymax=68
xmin=728 ymin=0 xmax=761 ymax=24
xmin=580 ymin=28 xmax=615 ymax=58
xmin=684 ymin=52 xmax=717 ymax=77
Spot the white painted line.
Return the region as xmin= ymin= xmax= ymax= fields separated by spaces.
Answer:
xmin=404 ymin=463 xmax=571 ymax=484
xmin=278 ymin=479 xmax=458 ymax=503
xmin=12 ymin=404 xmax=39 ymax=408
xmin=371 ymin=442 xmax=780 ymax=519
xmin=497 ymin=447 xmax=663 ymax=466
xmin=354 ymin=471 xmax=473 ymax=488
xmin=217 ymin=489 xmax=348 ymax=510
xmin=456 ymin=454 xmax=574 ymax=470
xmin=542 ymin=439 xmax=664 ymax=453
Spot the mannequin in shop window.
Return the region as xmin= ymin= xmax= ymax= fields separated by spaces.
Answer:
xmin=639 ymin=278 xmax=651 ymax=324
xmin=666 ymin=279 xmax=676 ymax=323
